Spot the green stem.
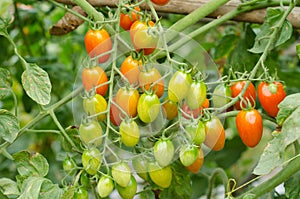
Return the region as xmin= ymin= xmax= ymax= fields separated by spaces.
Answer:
xmin=207 ymin=168 xmax=229 ymax=199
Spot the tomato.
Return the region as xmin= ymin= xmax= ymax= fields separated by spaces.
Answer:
xmin=204 ymin=116 xmax=225 ymax=151
xmin=82 ymin=148 xmax=102 ymax=175
xmin=139 ymin=67 xmax=164 ymax=98
xmin=82 ymin=66 xmax=108 ymax=96
xmin=74 ymin=187 xmax=88 ymax=199
xmin=120 ymin=120 xmax=140 ymax=147
xmin=63 ymin=157 xmax=77 ymax=175
xmin=120 ymin=55 xmax=142 ymax=85
xmin=97 ymin=175 xmax=114 ymax=198
xmin=162 ymin=97 xmax=178 ymax=120
xmin=137 ymin=92 xmax=160 ymax=123
xmin=120 ymin=5 xmax=140 ymax=30
xmin=258 ymin=81 xmax=286 ymax=117
xmin=112 ymin=162 xmax=131 ymax=187
xmin=83 ymin=94 xmax=107 ymax=121
xmin=116 ymin=175 xmax=137 ymax=199
xmin=79 ymin=119 xmax=103 ymax=147
xmin=130 ymin=20 xmax=158 ymax=55
xmin=148 ymin=162 xmax=172 ymax=188
xmin=231 ymin=81 xmax=256 ymax=110
xmin=182 ymin=98 xmax=209 ymax=119
xmin=110 ymin=97 xmax=123 ymax=126
xmin=186 ymin=80 xmax=207 ymax=110
xmin=132 ymin=156 xmax=149 ymax=181
xmin=168 ymin=70 xmax=192 ymax=103
xmin=236 ymin=108 xmax=263 ymax=147
xmin=153 ymin=139 xmax=174 ymax=167
xmin=179 ymin=145 xmax=199 ymax=167
xmin=185 ymin=121 xmax=206 ymax=145
xmin=185 ymin=148 xmax=204 ymax=174
xmin=84 ymin=29 xmax=112 ymax=63
xmin=115 ymin=87 xmax=139 ymax=117
xmin=151 ymin=0 xmax=170 ymax=6
xmin=80 ymin=172 xmax=91 ymax=189
xmin=212 ymin=83 xmax=232 ymax=108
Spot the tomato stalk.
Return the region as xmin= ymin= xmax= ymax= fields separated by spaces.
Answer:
xmin=206 ymin=168 xmax=229 ymax=199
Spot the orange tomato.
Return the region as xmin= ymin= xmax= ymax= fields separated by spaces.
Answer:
xmin=120 ymin=55 xmax=142 ymax=85
xmin=82 ymin=66 xmax=108 ymax=96
xmin=185 ymin=148 xmax=204 ymax=174
xmin=139 ymin=68 xmax=164 ymax=98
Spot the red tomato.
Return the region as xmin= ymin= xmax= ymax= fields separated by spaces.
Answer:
xmin=182 ymin=98 xmax=209 ymax=119
xmin=120 ymin=55 xmax=142 ymax=85
xmin=231 ymin=81 xmax=256 ymax=110
xmin=162 ymin=97 xmax=178 ymax=120
xmin=84 ymin=29 xmax=112 ymax=63
xmin=120 ymin=5 xmax=140 ymax=30
xmin=151 ymin=0 xmax=170 ymax=6
xmin=139 ymin=68 xmax=164 ymax=98
xmin=258 ymin=81 xmax=286 ymax=117
xmin=115 ymin=87 xmax=140 ymax=117
xmin=204 ymin=116 xmax=225 ymax=151
xmin=82 ymin=66 xmax=108 ymax=96
xmin=110 ymin=97 xmax=122 ymax=126
xmin=236 ymin=109 xmax=263 ymax=147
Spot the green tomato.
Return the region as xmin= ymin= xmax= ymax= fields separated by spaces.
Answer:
xmin=168 ymin=70 xmax=192 ymax=103
xmin=80 ymin=171 xmax=91 ymax=189
xmin=185 ymin=121 xmax=206 ymax=145
xmin=112 ymin=162 xmax=131 ymax=187
xmin=179 ymin=145 xmax=199 ymax=167
xmin=212 ymin=83 xmax=231 ymax=108
xmin=148 ymin=162 xmax=172 ymax=188
xmin=120 ymin=120 xmax=140 ymax=147
xmin=63 ymin=157 xmax=77 ymax=175
xmin=79 ymin=119 xmax=103 ymax=147
xmin=82 ymin=148 xmax=102 ymax=175
xmin=74 ymin=187 xmax=88 ymax=199
xmin=137 ymin=93 xmax=160 ymax=123
xmin=132 ymin=156 xmax=149 ymax=181
xmin=153 ymin=139 xmax=174 ymax=167
xmin=116 ymin=175 xmax=137 ymax=199
xmin=83 ymin=94 xmax=108 ymax=121
xmin=186 ymin=80 xmax=207 ymax=110
xmin=97 ymin=175 xmax=114 ymax=198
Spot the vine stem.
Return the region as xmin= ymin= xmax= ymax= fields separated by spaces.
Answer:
xmin=207 ymin=168 xmax=229 ymax=199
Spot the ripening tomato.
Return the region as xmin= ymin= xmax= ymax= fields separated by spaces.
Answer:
xmin=151 ymin=0 xmax=170 ymax=6
xmin=258 ymin=81 xmax=286 ymax=117
xmin=74 ymin=187 xmax=88 ymax=199
xmin=137 ymin=92 xmax=160 ymax=123
xmin=120 ymin=55 xmax=142 ymax=85
xmin=82 ymin=148 xmax=102 ymax=175
xmin=212 ymin=83 xmax=232 ymax=108
xmin=236 ymin=108 xmax=263 ymax=147
xmin=162 ymin=97 xmax=178 ymax=120
xmin=83 ymin=94 xmax=107 ymax=121
xmin=84 ymin=29 xmax=112 ymax=63
xmin=153 ymin=139 xmax=174 ymax=167
xmin=204 ymin=116 xmax=225 ymax=151
xmin=120 ymin=5 xmax=140 ymax=30
xmin=116 ymin=175 xmax=137 ymax=199
xmin=179 ymin=145 xmax=199 ymax=167
xmin=130 ymin=20 xmax=158 ymax=55
xmin=182 ymin=98 xmax=209 ymax=119
xmin=148 ymin=162 xmax=172 ymax=188
xmin=79 ymin=119 xmax=103 ymax=147
xmin=231 ymin=81 xmax=256 ymax=110
xmin=97 ymin=175 xmax=114 ymax=198
xmin=112 ymin=162 xmax=131 ymax=187
xmin=185 ymin=121 xmax=206 ymax=145
xmin=168 ymin=70 xmax=192 ymax=103
xmin=185 ymin=148 xmax=204 ymax=174
xmin=110 ymin=97 xmax=122 ymax=126
xmin=115 ymin=87 xmax=139 ymax=117
xmin=120 ymin=120 xmax=140 ymax=147
xmin=139 ymin=67 xmax=164 ymax=98
xmin=82 ymin=66 xmax=108 ymax=96
xmin=132 ymin=156 xmax=149 ymax=181
xmin=186 ymin=80 xmax=207 ymax=110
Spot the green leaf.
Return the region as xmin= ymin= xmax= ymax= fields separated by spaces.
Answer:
xmin=39 ymin=179 xmax=63 ymax=199
xmin=0 ymin=0 xmax=13 ymax=19
xmin=284 ymin=171 xmax=300 ymax=198
xmin=0 ymin=68 xmax=12 ymax=99
xmin=139 ymin=190 xmax=155 ymax=199
xmin=0 ymin=191 xmax=9 ymax=199
xmin=277 ymin=93 xmax=300 ymax=126
xmin=249 ymin=8 xmax=293 ymax=54
xmin=13 ymin=151 xmax=49 ymax=177
xmin=61 ymin=186 xmax=75 ymax=199
xmin=297 ymin=44 xmax=300 ymax=59
xmin=212 ymin=34 xmax=238 ymax=60
xmin=160 ymin=162 xmax=191 ymax=199
xmin=0 ymin=178 xmax=20 ymax=197
xmin=21 ymin=63 xmax=52 ymax=105
xmin=0 ymin=109 xmax=19 ymax=143
xmin=18 ymin=177 xmax=45 ymax=199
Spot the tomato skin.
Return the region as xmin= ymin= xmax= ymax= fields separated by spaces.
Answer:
xmin=132 ymin=156 xmax=149 ymax=181
xmin=120 ymin=120 xmax=140 ymax=147
xmin=120 ymin=55 xmax=142 ymax=85
xmin=139 ymin=68 xmax=164 ymax=98
xmin=82 ymin=148 xmax=102 ymax=175
xmin=120 ymin=6 xmax=140 ymax=30
xmin=258 ymin=81 xmax=286 ymax=117
xmin=137 ymin=93 xmax=160 ymax=123
xmin=153 ymin=139 xmax=174 ymax=167
xmin=212 ymin=84 xmax=232 ymax=108
xmin=110 ymin=97 xmax=122 ymax=126
xmin=231 ymin=81 xmax=256 ymax=110
xmin=112 ymin=162 xmax=131 ymax=187
xmin=162 ymin=97 xmax=178 ymax=120
xmin=185 ymin=148 xmax=204 ymax=174
xmin=115 ymin=87 xmax=139 ymax=118
xmin=236 ymin=109 xmax=263 ymax=147
xmin=82 ymin=66 xmax=108 ymax=96
xmin=63 ymin=157 xmax=77 ymax=175
xmin=204 ymin=117 xmax=225 ymax=151
xmin=185 ymin=121 xmax=206 ymax=145
xmin=83 ymin=94 xmax=107 ymax=121
xmin=151 ymin=0 xmax=170 ymax=6
xmin=168 ymin=70 xmax=192 ymax=103
xmin=79 ymin=120 xmax=103 ymax=147
xmin=179 ymin=145 xmax=199 ymax=167
xmin=97 ymin=176 xmax=114 ymax=198
xmin=116 ymin=175 xmax=137 ymax=199
xmin=148 ymin=162 xmax=172 ymax=188
xmin=182 ymin=98 xmax=209 ymax=119
xmin=74 ymin=187 xmax=88 ymax=199
xmin=186 ymin=80 xmax=207 ymax=110
xmin=84 ymin=29 xmax=112 ymax=63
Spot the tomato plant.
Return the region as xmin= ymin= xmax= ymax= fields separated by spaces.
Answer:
xmin=120 ymin=55 xmax=142 ymax=85
xmin=97 ymin=175 xmax=114 ymax=198
xmin=83 ymin=94 xmax=107 ymax=121
xmin=153 ymin=139 xmax=174 ymax=167
xmin=115 ymin=87 xmax=139 ymax=117
xmin=168 ymin=70 xmax=192 ymax=103
xmin=79 ymin=119 xmax=103 ymax=147
xmin=82 ymin=148 xmax=102 ymax=175
xmin=120 ymin=119 xmax=140 ymax=147
xmin=204 ymin=116 xmax=225 ymax=151
xmin=120 ymin=5 xmax=140 ymax=30
xmin=139 ymin=67 xmax=165 ymax=98
xmin=82 ymin=66 xmax=108 ymax=96
xmin=137 ymin=92 xmax=160 ymax=123
xmin=231 ymin=81 xmax=256 ymax=110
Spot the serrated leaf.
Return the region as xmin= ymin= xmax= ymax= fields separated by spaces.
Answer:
xmin=277 ymin=93 xmax=300 ymax=126
xmin=249 ymin=8 xmax=293 ymax=54
xmin=0 ymin=109 xmax=19 ymax=143
xmin=0 ymin=68 xmax=12 ymax=99
xmin=21 ymin=63 xmax=51 ymax=105
xmin=284 ymin=171 xmax=300 ymax=198
xmin=0 ymin=178 xmax=20 ymax=197
xmin=13 ymin=151 xmax=49 ymax=177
